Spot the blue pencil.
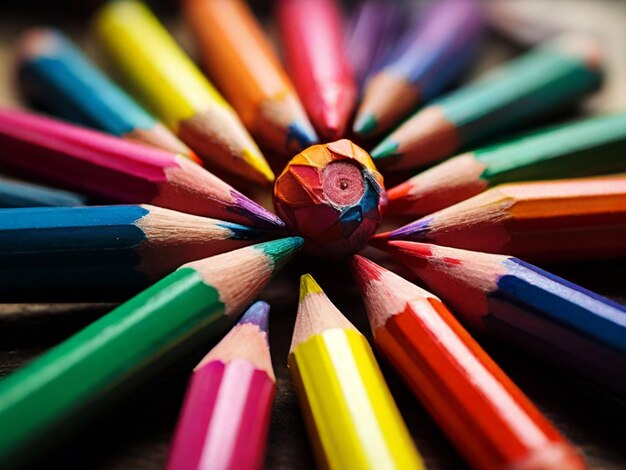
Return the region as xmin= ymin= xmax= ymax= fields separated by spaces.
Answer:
xmin=0 ymin=176 xmax=85 ymax=207
xmin=17 ymin=28 xmax=201 ymax=163
xmin=382 ymin=240 xmax=626 ymax=395
xmin=0 ymin=204 xmax=267 ymax=297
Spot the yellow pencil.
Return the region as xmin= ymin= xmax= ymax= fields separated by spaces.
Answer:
xmin=93 ymin=0 xmax=274 ymax=185
xmin=289 ymin=274 xmax=424 ymax=470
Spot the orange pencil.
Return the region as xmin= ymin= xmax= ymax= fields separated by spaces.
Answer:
xmin=350 ymin=255 xmax=587 ymax=470
xmin=184 ymin=0 xmax=318 ymax=156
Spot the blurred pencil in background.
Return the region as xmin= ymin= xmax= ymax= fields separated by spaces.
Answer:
xmin=0 ymin=108 xmax=284 ymax=228
xmin=354 ymin=0 xmax=483 ymax=138
xmin=289 ymin=274 xmax=424 ymax=470
xmin=376 ymin=175 xmax=626 ymax=262
xmin=94 ymin=0 xmax=274 ymax=184
xmin=372 ymin=34 xmax=604 ymax=171
xmin=16 ymin=28 xmax=200 ymax=163
xmin=386 ymin=112 xmax=626 ymax=216
xmin=277 ymin=0 xmax=357 ymax=140
xmin=0 ymin=174 xmax=86 ymax=207
xmin=351 ymin=255 xmax=588 ymax=470
xmin=183 ymin=0 xmax=317 ymax=157
xmin=167 ymin=301 xmax=275 ymax=470
xmin=344 ymin=0 xmax=408 ymax=88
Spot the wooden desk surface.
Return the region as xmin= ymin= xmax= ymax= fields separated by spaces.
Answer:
xmin=1 ymin=1 xmax=626 ymax=469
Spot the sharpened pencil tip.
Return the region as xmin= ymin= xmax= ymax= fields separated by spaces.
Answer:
xmin=368 ymin=232 xmax=392 ymax=248
xmin=258 ymin=236 xmax=304 ymax=271
xmin=387 ymin=218 xmax=433 ymax=241
xmin=288 ymin=121 xmax=319 ymax=150
xmin=371 ymin=138 xmax=400 ymax=161
xmin=239 ymin=300 xmax=270 ymax=332
xmin=349 ymin=255 xmax=383 ymax=283
xmin=353 ymin=113 xmax=377 ymax=136
xmin=185 ymin=149 xmax=203 ymax=165
xmin=299 ymin=274 xmax=323 ymax=301
xmin=387 ymin=240 xmax=435 ymax=259
xmin=242 ymin=147 xmax=275 ymax=184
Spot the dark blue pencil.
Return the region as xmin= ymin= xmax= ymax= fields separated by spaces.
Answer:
xmin=0 ymin=176 xmax=85 ymax=207
xmin=17 ymin=28 xmax=201 ymax=163
xmin=382 ymin=240 xmax=626 ymax=395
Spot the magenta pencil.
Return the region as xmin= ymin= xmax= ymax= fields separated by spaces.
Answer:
xmin=167 ymin=301 xmax=275 ymax=470
xmin=0 ymin=108 xmax=283 ymax=229
xmin=277 ymin=0 xmax=357 ymax=140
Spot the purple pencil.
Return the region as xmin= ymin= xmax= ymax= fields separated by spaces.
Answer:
xmin=344 ymin=1 xmax=409 ymax=88
xmin=353 ymin=0 xmax=483 ymax=137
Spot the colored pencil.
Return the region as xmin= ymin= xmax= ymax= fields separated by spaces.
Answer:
xmin=277 ymin=0 xmax=357 ymax=140
xmin=344 ymin=0 xmax=408 ymax=87
xmin=353 ymin=0 xmax=483 ymax=138
xmin=371 ymin=34 xmax=604 ymax=171
xmin=289 ymin=274 xmax=424 ymax=470
xmin=0 ymin=108 xmax=283 ymax=229
xmin=0 ymin=175 xmax=85 ymax=207
xmin=382 ymin=241 xmax=626 ymax=395
xmin=16 ymin=28 xmax=201 ymax=164
xmin=0 ymin=204 xmax=267 ymax=295
xmin=167 ymin=301 xmax=275 ymax=470
xmin=94 ymin=0 xmax=274 ymax=185
xmin=183 ymin=0 xmax=317 ymax=156
xmin=0 ymin=237 xmax=302 ymax=466
xmin=350 ymin=255 xmax=587 ymax=470
xmin=375 ymin=175 xmax=626 ymax=262
xmin=386 ymin=112 xmax=626 ymax=216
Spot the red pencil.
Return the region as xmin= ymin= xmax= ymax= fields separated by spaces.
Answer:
xmin=0 ymin=108 xmax=283 ymax=229
xmin=167 ymin=301 xmax=275 ymax=470
xmin=350 ymin=255 xmax=587 ymax=470
xmin=277 ymin=0 xmax=357 ymax=140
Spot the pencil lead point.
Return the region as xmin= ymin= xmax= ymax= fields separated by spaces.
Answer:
xmin=258 ymin=236 xmax=304 ymax=272
xmin=242 ymin=147 xmax=275 ymax=184
xmin=388 ymin=218 xmax=433 ymax=241
xmin=368 ymin=232 xmax=391 ymax=248
xmin=299 ymin=274 xmax=323 ymax=301
xmin=353 ymin=113 xmax=377 ymax=136
xmin=288 ymin=121 xmax=319 ymax=150
xmin=371 ymin=138 xmax=400 ymax=161
xmin=238 ymin=301 xmax=270 ymax=332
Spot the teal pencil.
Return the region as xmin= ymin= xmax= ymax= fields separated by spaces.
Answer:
xmin=0 ymin=237 xmax=302 ymax=467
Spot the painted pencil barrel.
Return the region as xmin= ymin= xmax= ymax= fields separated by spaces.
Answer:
xmin=0 ymin=177 xmax=86 ymax=207
xmin=94 ymin=0 xmax=274 ymax=184
xmin=354 ymin=0 xmax=483 ymax=137
xmin=372 ymin=33 xmax=604 ymax=171
xmin=0 ymin=205 xmax=264 ymax=297
xmin=167 ymin=302 xmax=275 ymax=470
xmin=0 ymin=238 xmax=301 ymax=465
xmin=289 ymin=328 xmax=422 ymax=470
xmin=16 ymin=28 xmax=199 ymax=162
xmin=277 ymin=0 xmax=357 ymax=140
xmin=183 ymin=0 xmax=317 ymax=155
xmin=387 ymin=112 xmax=626 ymax=216
xmin=381 ymin=175 xmax=626 ymax=262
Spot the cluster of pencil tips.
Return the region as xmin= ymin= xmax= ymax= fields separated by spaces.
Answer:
xmin=0 ymin=0 xmax=624 ymax=468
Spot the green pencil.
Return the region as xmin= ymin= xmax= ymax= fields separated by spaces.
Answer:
xmin=387 ymin=112 xmax=626 ymax=216
xmin=0 ymin=237 xmax=303 ymax=466
xmin=372 ymin=34 xmax=604 ymax=172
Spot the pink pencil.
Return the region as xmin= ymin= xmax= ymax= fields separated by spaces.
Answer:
xmin=0 ymin=108 xmax=283 ymax=229
xmin=277 ymin=0 xmax=357 ymax=140
xmin=167 ymin=301 xmax=275 ymax=470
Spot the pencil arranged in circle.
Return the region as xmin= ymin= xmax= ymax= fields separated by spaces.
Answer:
xmin=386 ymin=112 xmax=626 ymax=216
xmin=0 ymin=204 xmax=268 ymax=296
xmin=344 ymin=0 xmax=408 ymax=87
xmin=167 ymin=301 xmax=275 ymax=470
xmin=354 ymin=0 xmax=483 ymax=138
xmin=94 ymin=0 xmax=274 ymax=184
xmin=16 ymin=28 xmax=200 ymax=164
xmin=350 ymin=255 xmax=587 ymax=470
xmin=183 ymin=0 xmax=317 ymax=156
xmin=0 ymin=237 xmax=303 ymax=466
xmin=371 ymin=34 xmax=604 ymax=171
xmin=382 ymin=241 xmax=626 ymax=396
xmin=375 ymin=175 xmax=626 ymax=262
xmin=0 ymin=108 xmax=284 ymax=229
xmin=0 ymin=175 xmax=85 ymax=207
xmin=289 ymin=274 xmax=424 ymax=470
xmin=277 ymin=0 xmax=357 ymax=140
